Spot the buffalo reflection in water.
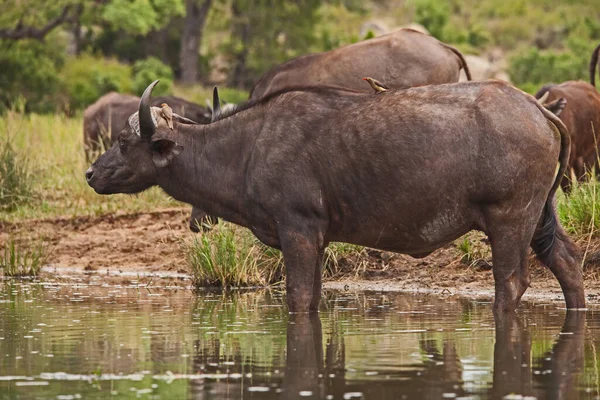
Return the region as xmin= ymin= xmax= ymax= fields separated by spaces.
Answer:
xmin=188 ymin=311 xmax=586 ymax=399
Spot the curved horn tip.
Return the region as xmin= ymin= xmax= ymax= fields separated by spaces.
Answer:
xmin=138 ymin=80 xmax=160 ymax=138
xmin=141 ymin=80 xmax=160 ymax=98
xmin=538 ymin=91 xmax=549 ymax=104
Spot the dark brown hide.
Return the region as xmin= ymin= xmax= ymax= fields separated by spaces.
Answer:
xmin=535 ymin=81 xmax=600 ymax=191
xmin=87 ymin=81 xmax=584 ymax=314
xmin=249 ymin=29 xmax=471 ymax=100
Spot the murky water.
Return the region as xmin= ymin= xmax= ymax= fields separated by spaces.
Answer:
xmin=1 ymin=282 xmax=599 ymax=399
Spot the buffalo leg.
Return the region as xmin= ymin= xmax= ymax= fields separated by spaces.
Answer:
xmin=491 ymin=238 xmax=531 ymax=313
xmin=534 ymin=230 xmax=585 ymax=309
xmin=487 ymin=212 xmax=537 ymax=312
xmin=311 ymin=248 xmax=325 ymax=312
xmin=280 ymin=229 xmax=325 ymax=313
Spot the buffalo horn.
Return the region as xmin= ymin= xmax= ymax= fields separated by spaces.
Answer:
xmin=139 ymin=80 xmax=160 ymax=139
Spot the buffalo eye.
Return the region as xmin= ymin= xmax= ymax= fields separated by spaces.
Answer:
xmin=119 ymin=138 xmax=126 ymax=151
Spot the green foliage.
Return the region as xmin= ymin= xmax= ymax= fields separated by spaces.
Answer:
xmin=132 ymin=57 xmax=173 ymax=96
xmin=411 ymin=0 xmax=450 ymax=39
xmin=0 ymin=38 xmax=64 ymax=113
xmin=509 ymin=43 xmax=595 ymax=90
xmin=557 ymin=175 xmax=600 ymax=236
xmin=0 ymin=135 xmax=36 ymax=211
xmin=101 ymin=0 xmax=185 ymax=35
xmin=217 ymin=87 xmax=249 ymax=104
xmin=226 ymin=0 xmax=322 ymax=88
xmin=60 ymin=54 xmax=133 ymax=110
xmin=1 ymin=236 xmax=49 ymax=277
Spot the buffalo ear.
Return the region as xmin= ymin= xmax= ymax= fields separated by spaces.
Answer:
xmin=150 ymin=138 xmax=183 ymax=168
xmin=545 ymin=97 xmax=567 ymax=117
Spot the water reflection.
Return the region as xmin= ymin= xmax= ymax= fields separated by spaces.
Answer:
xmin=0 ymin=282 xmax=597 ymax=399
xmin=493 ymin=311 xmax=586 ymax=400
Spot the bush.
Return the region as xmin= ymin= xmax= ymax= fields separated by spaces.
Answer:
xmin=0 ymin=38 xmax=64 ymax=113
xmin=60 ymin=54 xmax=133 ymax=110
xmin=0 ymin=135 xmax=36 ymax=211
xmin=411 ymin=0 xmax=450 ymax=39
xmin=132 ymin=57 xmax=173 ymax=96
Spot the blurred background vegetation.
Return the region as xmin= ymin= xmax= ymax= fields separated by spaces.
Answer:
xmin=2 ymin=0 xmax=600 ymax=114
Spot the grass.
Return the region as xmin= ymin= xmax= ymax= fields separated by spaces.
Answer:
xmin=456 ymin=233 xmax=490 ymax=268
xmin=184 ymin=223 xmax=283 ymax=288
xmin=557 ymin=174 xmax=600 ymax=236
xmin=184 ymin=221 xmax=368 ymax=288
xmin=0 ymin=111 xmax=178 ymax=222
xmin=0 ymin=236 xmax=50 ymax=277
xmin=0 ymin=134 xmax=36 ymax=211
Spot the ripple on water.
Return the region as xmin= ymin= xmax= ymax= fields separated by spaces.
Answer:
xmin=0 ymin=282 xmax=597 ymax=399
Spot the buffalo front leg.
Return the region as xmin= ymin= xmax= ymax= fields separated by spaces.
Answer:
xmin=280 ymin=230 xmax=325 ymax=313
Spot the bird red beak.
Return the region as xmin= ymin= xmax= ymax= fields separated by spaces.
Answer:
xmin=362 ymin=77 xmax=367 ymax=80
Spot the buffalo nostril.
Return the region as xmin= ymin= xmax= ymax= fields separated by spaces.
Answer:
xmin=85 ymin=168 xmax=94 ymax=181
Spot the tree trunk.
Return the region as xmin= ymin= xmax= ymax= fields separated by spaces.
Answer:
xmin=228 ymin=0 xmax=251 ymax=89
xmin=179 ymin=0 xmax=212 ymax=84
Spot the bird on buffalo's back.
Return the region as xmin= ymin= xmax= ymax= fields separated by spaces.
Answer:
xmin=362 ymin=77 xmax=389 ymax=93
xmin=160 ymin=103 xmax=174 ymax=130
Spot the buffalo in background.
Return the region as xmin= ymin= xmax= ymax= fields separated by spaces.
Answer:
xmin=249 ymin=28 xmax=472 ymax=100
xmin=534 ymin=44 xmax=600 ymax=192
xmin=83 ymin=92 xmax=211 ymax=161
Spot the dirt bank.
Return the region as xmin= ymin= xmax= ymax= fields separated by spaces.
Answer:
xmin=2 ymin=209 xmax=600 ymax=303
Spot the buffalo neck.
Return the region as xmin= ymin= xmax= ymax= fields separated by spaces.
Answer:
xmin=156 ymin=109 xmax=265 ymax=226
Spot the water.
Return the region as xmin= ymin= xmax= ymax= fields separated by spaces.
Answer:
xmin=0 ymin=281 xmax=599 ymax=399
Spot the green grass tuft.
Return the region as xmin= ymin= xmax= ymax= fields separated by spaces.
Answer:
xmin=184 ymin=223 xmax=283 ymax=288
xmin=557 ymin=175 xmax=600 ymax=236
xmin=1 ymin=236 xmax=50 ymax=277
xmin=0 ymin=135 xmax=36 ymax=211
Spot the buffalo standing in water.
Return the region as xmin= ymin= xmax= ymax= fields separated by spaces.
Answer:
xmin=86 ymin=80 xmax=585 ymax=313
xmin=249 ymin=28 xmax=472 ymax=100
xmin=534 ymin=44 xmax=600 ymax=192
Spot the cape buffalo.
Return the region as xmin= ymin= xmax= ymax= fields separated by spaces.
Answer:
xmin=86 ymin=80 xmax=585 ymax=313
xmin=83 ymin=92 xmax=211 ymax=161
xmin=534 ymin=44 xmax=600 ymax=191
xmin=84 ymin=91 xmax=215 ymax=231
xmin=249 ymin=29 xmax=472 ymax=100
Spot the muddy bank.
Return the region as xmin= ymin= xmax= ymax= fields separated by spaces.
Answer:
xmin=3 ymin=208 xmax=600 ymax=302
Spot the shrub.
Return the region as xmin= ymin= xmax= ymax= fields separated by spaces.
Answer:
xmin=0 ymin=38 xmax=64 ymax=113
xmin=0 ymin=135 xmax=36 ymax=211
xmin=411 ymin=0 xmax=450 ymax=39
xmin=60 ymin=54 xmax=133 ymax=110
xmin=509 ymin=35 xmax=598 ymax=92
xmin=132 ymin=57 xmax=173 ymax=96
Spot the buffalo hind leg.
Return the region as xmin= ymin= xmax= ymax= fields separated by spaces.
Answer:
xmin=279 ymin=228 xmax=325 ymax=313
xmin=531 ymin=204 xmax=585 ymax=309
